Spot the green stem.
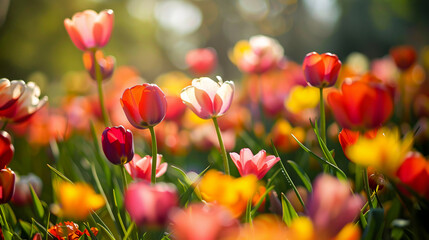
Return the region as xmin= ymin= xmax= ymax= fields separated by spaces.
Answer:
xmin=212 ymin=117 xmax=230 ymax=175
xmin=0 ymin=205 xmax=10 ymax=232
xmin=362 ymin=167 xmax=374 ymax=209
xmin=1 ymin=120 xmax=8 ymax=131
xmin=120 ymin=164 xmax=128 ymax=191
xmin=319 ymin=87 xmax=326 ymax=144
xmin=149 ymin=126 xmax=158 ymax=184
xmin=93 ymin=48 xmax=111 ymax=126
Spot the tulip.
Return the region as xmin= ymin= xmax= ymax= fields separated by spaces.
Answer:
xmin=327 ymin=79 xmax=393 ymax=130
xmin=0 ymin=131 xmax=13 ymax=169
xmin=64 ymin=9 xmax=114 ymax=51
xmin=397 ymin=152 xmax=429 ymax=199
xmin=229 ymin=148 xmax=280 ymax=180
xmin=0 ymin=168 xmax=15 ymax=204
xmin=303 ymin=52 xmax=341 ymax=88
xmin=101 ymin=126 xmax=134 ymax=165
xmin=11 ymin=173 xmax=42 ymax=206
xmin=186 ymin=48 xmax=217 ymax=76
xmin=124 ymin=154 xmax=167 ymax=182
xmin=83 ymin=50 xmax=115 ymax=81
xmin=121 ymin=83 xmax=167 ymax=129
xmin=180 ymin=77 xmax=234 ymax=120
xmin=0 ymin=78 xmax=25 ymax=110
xmin=0 ymin=81 xmax=48 ymax=123
xmin=338 ymin=128 xmax=377 ymax=159
xmin=32 ymin=233 xmax=42 ymax=240
xmin=390 ymin=45 xmax=417 ymax=71
xmin=125 ymin=182 xmax=178 ymax=228
xmin=56 ymin=182 xmax=105 ymax=220
xmin=230 ymin=35 xmax=284 ymax=74
xmin=169 ymin=203 xmax=238 ymax=240
xmin=307 ymin=174 xmax=364 ymax=239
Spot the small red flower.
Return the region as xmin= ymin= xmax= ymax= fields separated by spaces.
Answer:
xmin=0 ymin=131 xmax=13 ymax=169
xmin=186 ymin=48 xmax=217 ymax=76
xmin=397 ymin=152 xmax=429 ymax=199
xmin=0 ymin=168 xmax=15 ymax=204
xmin=102 ymin=126 xmax=134 ymax=165
xmin=390 ymin=45 xmax=417 ymax=71
xmin=327 ymin=80 xmax=393 ymax=130
xmin=121 ymin=84 xmax=167 ymax=129
xmin=303 ymin=52 xmax=342 ymax=88
xmin=48 ymin=221 xmax=98 ymax=240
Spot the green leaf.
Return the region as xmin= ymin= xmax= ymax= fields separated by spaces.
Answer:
xmin=19 ymin=220 xmax=33 ymax=237
xmin=31 ymin=218 xmax=56 ymax=239
xmin=47 ymin=164 xmax=73 ymax=184
xmin=251 ymin=185 xmax=275 ymax=217
xmin=112 ymin=189 xmax=127 ymax=236
xmin=2 ymin=230 xmax=13 ymax=240
xmin=90 ymin=163 xmax=115 ymax=223
xmin=123 ymin=222 xmax=135 ymax=240
xmin=266 ymin=168 xmax=281 ymax=188
xmin=287 ymin=160 xmax=312 ymax=192
xmin=29 ymin=185 xmax=44 ymax=219
xmin=362 ymin=208 xmax=385 ymax=240
xmin=244 ymin=198 xmax=252 ymax=223
xmin=83 ymin=222 xmax=98 ymax=240
xmin=281 ymin=193 xmax=298 ymax=226
xmin=179 ymin=165 xmax=210 ymax=206
xmin=90 ymin=211 xmax=116 ymax=240
xmin=96 ymin=223 xmax=116 ymax=240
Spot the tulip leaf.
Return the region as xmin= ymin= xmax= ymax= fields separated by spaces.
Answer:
xmin=271 ymin=140 xmax=306 ymax=211
xmin=19 ymin=220 xmax=33 ymax=237
xmin=251 ymin=185 xmax=275 ymax=217
xmin=266 ymin=168 xmax=281 ymax=188
xmin=29 ymin=185 xmax=44 ymax=220
xmin=90 ymin=163 xmax=115 ymax=223
xmin=2 ymin=230 xmax=12 ymax=240
xmin=179 ymin=165 xmax=210 ymax=206
xmin=281 ymin=193 xmax=298 ymax=226
xmin=112 ymin=190 xmax=127 ymax=236
xmin=362 ymin=208 xmax=385 ymax=240
xmin=46 ymin=164 xmax=73 ymax=184
xmin=90 ymin=211 xmax=116 ymax=240
xmin=31 ymin=218 xmax=56 ymax=239
xmin=170 ymin=165 xmax=192 ymax=186
xmin=287 ymin=160 xmax=312 ymax=192
xmin=83 ymin=222 xmax=99 ymax=240
xmin=90 ymin=121 xmax=112 ymax=185
xmin=244 ymin=198 xmax=252 ymax=223
xmin=123 ymin=222 xmax=134 ymax=240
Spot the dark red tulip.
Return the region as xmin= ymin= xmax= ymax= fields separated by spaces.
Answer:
xmin=390 ymin=45 xmax=417 ymax=71
xmin=121 ymin=84 xmax=167 ymax=129
xmin=303 ymin=52 xmax=341 ymax=88
xmin=0 ymin=131 xmax=13 ymax=169
xmin=101 ymin=126 xmax=134 ymax=165
xmin=0 ymin=168 xmax=15 ymax=204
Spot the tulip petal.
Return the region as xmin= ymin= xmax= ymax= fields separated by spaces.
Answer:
xmin=94 ymin=9 xmax=114 ymax=47
xmin=180 ymin=86 xmax=212 ymax=119
xmin=72 ymin=10 xmax=98 ymax=48
xmin=214 ymin=81 xmax=234 ymax=116
xmin=192 ymin=77 xmax=220 ymax=101
xmin=64 ymin=20 xmax=87 ymax=51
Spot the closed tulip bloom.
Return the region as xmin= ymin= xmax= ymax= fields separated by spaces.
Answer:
xmin=0 ymin=79 xmax=25 ymax=110
xmin=229 ymin=148 xmax=280 ymax=180
xmin=0 ymin=168 xmax=15 ymax=204
xmin=83 ymin=50 xmax=115 ymax=81
xmin=180 ymin=77 xmax=234 ymax=119
xmin=397 ymin=152 xmax=429 ymax=199
xmin=0 ymin=82 xmax=48 ymax=123
xmin=124 ymin=154 xmax=167 ymax=182
xmin=125 ymin=182 xmax=178 ymax=228
xmin=307 ymin=174 xmax=364 ymax=239
xmin=303 ymin=52 xmax=341 ymax=88
xmin=327 ymin=80 xmax=393 ymax=130
xmin=186 ymin=48 xmax=217 ymax=76
xmin=0 ymin=131 xmax=13 ymax=169
xmin=390 ymin=45 xmax=417 ymax=70
xmin=64 ymin=9 xmax=114 ymax=51
xmin=12 ymin=173 xmax=42 ymax=206
xmin=121 ymin=84 xmax=167 ymax=129
xmin=101 ymin=126 xmax=134 ymax=165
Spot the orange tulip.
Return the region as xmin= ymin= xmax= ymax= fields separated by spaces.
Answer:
xmin=327 ymin=80 xmax=393 ymax=130
xmin=303 ymin=52 xmax=341 ymax=88
xmin=0 ymin=168 xmax=15 ymax=204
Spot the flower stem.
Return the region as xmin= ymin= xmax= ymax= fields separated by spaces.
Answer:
xmin=362 ymin=167 xmax=374 ymax=209
xmin=120 ymin=164 xmax=128 ymax=191
xmin=319 ymin=87 xmax=326 ymax=144
xmin=212 ymin=117 xmax=230 ymax=175
xmin=149 ymin=126 xmax=158 ymax=184
xmin=93 ymin=49 xmax=111 ymax=126
xmin=1 ymin=120 xmax=8 ymax=131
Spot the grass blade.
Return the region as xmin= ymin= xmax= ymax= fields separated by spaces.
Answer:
xmin=47 ymin=164 xmax=73 ymax=184
xmin=287 ymin=160 xmax=312 ymax=192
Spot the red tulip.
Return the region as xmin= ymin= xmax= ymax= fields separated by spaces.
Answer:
xmin=390 ymin=45 xmax=417 ymax=71
xmin=0 ymin=168 xmax=15 ymax=204
xmin=64 ymin=10 xmax=114 ymax=51
xmin=101 ymin=126 xmax=134 ymax=165
xmin=338 ymin=128 xmax=377 ymax=159
xmin=397 ymin=152 xmax=429 ymax=199
xmin=186 ymin=48 xmax=217 ymax=76
xmin=327 ymin=80 xmax=393 ymax=130
xmin=124 ymin=154 xmax=167 ymax=182
xmin=0 ymin=131 xmax=13 ymax=169
xmin=229 ymin=148 xmax=280 ymax=180
xmin=303 ymin=52 xmax=341 ymax=88
xmin=125 ymin=182 xmax=178 ymax=228
xmin=83 ymin=50 xmax=115 ymax=81
xmin=121 ymin=84 xmax=167 ymax=129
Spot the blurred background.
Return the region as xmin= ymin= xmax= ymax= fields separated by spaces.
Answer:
xmin=0 ymin=0 xmax=428 ymax=86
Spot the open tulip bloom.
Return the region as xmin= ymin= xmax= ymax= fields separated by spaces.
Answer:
xmin=229 ymin=148 xmax=280 ymax=180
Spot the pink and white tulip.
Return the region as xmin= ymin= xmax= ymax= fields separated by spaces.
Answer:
xmin=0 ymin=79 xmax=25 ymax=110
xmin=229 ymin=148 xmax=280 ymax=179
xmin=124 ymin=154 xmax=167 ymax=182
xmin=64 ymin=9 xmax=114 ymax=51
xmin=180 ymin=77 xmax=234 ymax=119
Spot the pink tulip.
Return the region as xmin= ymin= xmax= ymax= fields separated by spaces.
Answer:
xmin=307 ymin=174 xmax=364 ymax=239
xmin=229 ymin=148 xmax=280 ymax=180
xmin=186 ymin=48 xmax=217 ymax=76
xmin=180 ymin=77 xmax=234 ymax=119
xmin=169 ymin=203 xmax=238 ymax=240
xmin=124 ymin=154 xmax=168 ymax=182
xmin=64 ymin=9 xmax=114 ymax=51
xmin=125 ymin=182 xmax=178 ymax=228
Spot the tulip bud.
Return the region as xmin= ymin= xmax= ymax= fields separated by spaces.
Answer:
xmin=32 ymin=233 xmax=42 ymax=240
xmin=121 ymin=84 xmax=167 ymax=129
xmin=12 ymin=173 xmax=42 ymax=206
xmin=186 ymin=48 xmax=217 ymax=76
xmin=0 ymin=168 xmax=15 ymax=204
xmin=0 ymin=131 xmax=14 ymax=169
xmin=303 ymin=52 xmax=342 ymax=88
xmin=390 ymin=45 xmax=417 ymax=71
xmin=83 ymin=50 xmax=115 ymax=81
xmin=101 ymin=126 xmax=134 ymax=165
xmin=125 ymin=182 xmax=178 ymax=228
